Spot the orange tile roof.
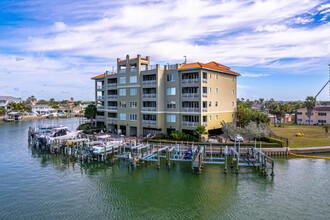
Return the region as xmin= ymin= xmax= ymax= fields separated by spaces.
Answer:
xmin=179 ymin=62 xmax=240 ymax=76
xmin=91 ymin=73 xmax=105 ymax=79
xmin=118 ymin=58 xmax=148 ymax=62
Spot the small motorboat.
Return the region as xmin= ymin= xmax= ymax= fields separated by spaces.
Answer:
xmin=184 ymin=150 xmax=193 ymax=159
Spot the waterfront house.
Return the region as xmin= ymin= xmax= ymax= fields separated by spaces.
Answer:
xmin=296 ymin=106 xmax=330 ymax=125
xmin=0 ymin=96 xmax=23 ymax=111
xmin=29 ymin=105 xmax=56 ymax=116
xmin=91 ymin=54 xmax=240 ymax=137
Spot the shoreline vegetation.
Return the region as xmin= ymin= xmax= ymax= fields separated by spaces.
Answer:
xmin=0 ymin=114 xmax=83 ymax=123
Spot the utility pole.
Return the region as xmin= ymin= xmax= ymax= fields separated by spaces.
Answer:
xmin=183 ymin=56 xmax=187 ymax=64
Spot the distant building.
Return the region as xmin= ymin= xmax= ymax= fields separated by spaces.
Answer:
xmin=296 ymin=107 xmax=330 ymax=125
xmin=0 ymin=96 xmax=23 ymax=111
xmin=29 ymin=105 xmax=56 ymax=115
xmin=91 ymin=54 xmax=240 ymax=137
xmin=269 ymin=113 xmax=293 ymax=124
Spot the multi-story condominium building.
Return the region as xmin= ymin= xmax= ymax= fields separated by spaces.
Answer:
xmin=92 ymin=54 xmax=240 ymax=137
xmin=296 ymin=107 xmax=330 ymax=125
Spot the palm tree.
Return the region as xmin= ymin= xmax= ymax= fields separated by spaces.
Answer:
xmin=70 ymin=97 xmax=74 ymax=102
xmin=268 ymin=102 xmax=279 ymax=127
xmin=304 ymin=96 xmax=316 ymax=125
xmin=26 ymin=95 xmax=37 ymax=104
xmin=49 ymin=98 xmax=55 ymax=104
xmin=280 ymin=103 xmax=292 ymax=127
xmin=84 ymin=104 xmax=97 ymax=127
xmin=194 ymin=125 xmax=208 ymax=142
xmin=0 ymin=108 xmax=7 ymax=116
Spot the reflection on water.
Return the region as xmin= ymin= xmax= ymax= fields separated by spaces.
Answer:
xmin=0 ymin=118 xmax=329 ymax=219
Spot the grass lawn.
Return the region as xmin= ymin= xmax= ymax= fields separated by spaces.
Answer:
xmin=271 ymin=124 xmax=330 ymax=148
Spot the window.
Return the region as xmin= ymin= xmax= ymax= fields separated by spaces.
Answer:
xmin=167 ymin=74 xmax=176 ymax=82
xmin=130 ymin=114 xmax=137 ymax=121
xmin=305 ymin=119 xmax=313 ymax=122
xmin=119 ymin=113 xmax=126 ymax=120
xmin=297 ymin=112 xmax=302 ymax=115
xmin=166 ymin=87 xmax=176 ymax=95
xmin=119 ymin=89 xmax=126 ymax=96
xmin=215 ymin=75 xmax=218 ymax=80
xmin=215 ymin=101 xmax=218 ymax=107
xmin=232 ymin=102 xmax=234 ymax=106
xmin=232 ymin=76 xmax=234 ymax=82
xmin=318 ymin=120 xmax=326 ymax=123
xmin=209 ymin=73 xmax=211 ymax=79
xmin=209 ymin=88 xmax=211 ymax=93
xmin=318 ymin=113 xmax=327 ymax=116
xmin=119 ymin=101 xmax=126 ymax=108
xmin=215 ymin=115 xmax=218 ymax=120
xmin=166 ymin=114 xmax=176 ymax=123
xmin=215 ymin=88 xmax=218 ymax=94
xmin=203 ymin=116 xmax=207 ymax=122
xmin=209 ymin=101 xmax=211 ymax=107
xmin=130 ymin=76 xmax=137 ymax=83
xmin=209 ymin=116 xmax=211 ymax=121
xmin=232 ymin=113 xmax=234 ymax=119
xmin=130 ymin=88 xmax=137 ymax=96
xmin=297 ymin=119 xmax=302 ymax=122
xmin=120 ymin=77 xmax=126 ymax=84
xmin=232 ymin=90 xmax=234 ymax=95
xmin=130 ymin=101 xmax=137 ymax=108
xmin=167 ymin=101 xmax=176 ymax=109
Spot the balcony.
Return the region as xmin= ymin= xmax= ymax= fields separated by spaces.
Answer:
xmin=182 ymin=93 xmax=199 ymax=98
xmin=97 ymin=96 xmax=104 ymax=100
xmin=97 ymin=106 xmax=105 ymax=111
xmin=142 ymin=107 xmax=156 ymax=111
xmin=202 ymin=93 xmax=207 ymax=98
xmin=143 ymin=120 xmax=157 ymax=125
xmin=182 ymin=107 xmax=199 ymax=112
xmin=107 ymin=83 xmax=117 ymax=87
xmin=203 ymin=122 xmax=207 ymax=127
xmin=142 ymin=80 xmax=156 ymax=85
xmin=182 ymin=121 xmax=199 ymax=127
xmin=142 ymin=94 xmax=156 ymax=98
xmin=119 ymin=69 xmax=126 ymax=74
xmin=130 ymin=67 xmax=138 ymax=72
xmin=97 ymin=85 xmax=104 ymax=90
xmin=202 ymin=79 xmax=207 ymax=83
xmin=107 ymin=106 xmax=118 ymax=111
xmin=182 ymin=78 xmax=199 ymax=84
xmin=107 ymin=95 xmax=118 ymax=99
xmin=107 ymin=117 xmax=117 ymax=122
xmin=202 ymin=108 xmax=207 ymax=112
xmin=96 ymin=116 xmax=105 ymax=120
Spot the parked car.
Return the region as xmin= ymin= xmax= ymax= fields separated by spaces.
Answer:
xmin=231 ymin=134 xmax=244 ymax=142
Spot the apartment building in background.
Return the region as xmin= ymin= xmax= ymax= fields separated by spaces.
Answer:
xmin=91 ymin=54 xmax=240 ymax=137
xmin=296 ymin=107 xmax=330 ymax=125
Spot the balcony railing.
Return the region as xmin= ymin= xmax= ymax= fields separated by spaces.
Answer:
xmin=202 ymin=108 xmax=207 ymax=112
xmin=107 ymin=83 xmax=117 ymax=87
xmin=142 ymin=107 xmax=156 ymax=111
xmin=142 ymin=94 xmax=156 ymax=98
xmin=119 ymin=69 xmax=126 ymax=74
xmin=130 ymin=67 xmax=138 ymax=72
xmin=182 ymin=93 xmax=199 ymax=98
xmin=96 ymin=116 xmax=105 ymax=119
xmin=97 ymin=85 xmax=104 ymax=89
xmin=107 ymin=106 xmax=118 ymax=110
xmin=148 ymin=65 xmax=157 ymax=70
xmin=142 ymin=120 xmax=157 ymax=125
xmin=182 ymin=107 xmax=199 ymax=112
xmin=97 ymin=106 xmax=105 ymax=110
xmin=182 ymin=78 xmax=199 ymax=84
xmin=97 ymin=96 xmax=104 ymax=100
xmin=107 ymin=95 xmax=118 ymax=99
xmin=142 ymin=80 xmax=156 ymax=85
xmin=202 ymin=93 xmax=207 ymax=98
xmin=107 ymin=117 xmax=117 ymax=122
xmin=182 ymin=121 xmax=199 ymax=127
xmin=168 ymin=64 xmax=177 ymax=70
xmin=202 ymin=79 xmax=207 ymax=83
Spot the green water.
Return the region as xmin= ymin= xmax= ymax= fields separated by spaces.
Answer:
xmin=0 ymin=118 xmax=329 ymax=219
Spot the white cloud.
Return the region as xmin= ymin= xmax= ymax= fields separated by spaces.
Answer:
xmin=320 ymin=8 xmax=330 ymax=14
xmin=256 ymin=25 xmax=288 ymax=32
xmin=318 ymin=3 xmax=330 ymax=11
xmin=294 ymin=17 xmax=314 ymax=24
xmin=242 ymin=73 xmax=270 ymax=77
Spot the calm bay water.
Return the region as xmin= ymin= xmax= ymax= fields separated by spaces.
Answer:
xmin=0 ymin=118 xmax=329 ymax=219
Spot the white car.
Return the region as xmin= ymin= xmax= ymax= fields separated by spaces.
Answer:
xmin=234 ymin=134 xmax=244 ymax=142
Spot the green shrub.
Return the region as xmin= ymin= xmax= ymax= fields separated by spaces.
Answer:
xmin=261 ymin=137 xmax=285 ymax=147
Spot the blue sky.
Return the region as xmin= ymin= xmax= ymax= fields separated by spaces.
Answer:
xmin=0 ymin=0 xmax=329 ymax=101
